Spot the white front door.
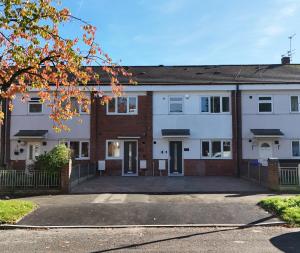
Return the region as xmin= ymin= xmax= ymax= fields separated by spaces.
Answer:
xmin=26 ymin=142 xmax=41 ymax=166
xmin=259 ymin=141 xmax=273 ymax=166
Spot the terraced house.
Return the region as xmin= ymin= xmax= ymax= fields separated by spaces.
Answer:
xmin=3 ymin=60 xmax=300 ymax=177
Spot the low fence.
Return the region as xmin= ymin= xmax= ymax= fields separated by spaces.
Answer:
xmin=0 ymin=170 xmax=61 ymax=190
xmin=70 ymin=163 xmax=97 ymax=189
xmin=240 ymin=160 xmax=268 ymax=187
xmin=242 ymin=160 xmax=300 ymax=190
xmin=279 ymin=165 xmax=300 ymax=186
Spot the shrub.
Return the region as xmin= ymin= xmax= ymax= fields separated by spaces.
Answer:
xmin=35 ymin=144 xmax=71 ymax=172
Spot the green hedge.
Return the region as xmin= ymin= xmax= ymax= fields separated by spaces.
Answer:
xmin=35 ymin=144 xmax=71 ymax=172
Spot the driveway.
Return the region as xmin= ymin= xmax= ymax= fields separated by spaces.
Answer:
xmin=71 ymin=176 xmax=268 ymax=194
xmin=18 ymin=193 xmax=281 ymax=226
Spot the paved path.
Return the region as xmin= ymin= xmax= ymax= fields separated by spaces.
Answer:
xmin=18 ymin=193 xmax=280 ymax=226
xmin=71 ymin=176 xmax=268 ymax=194
xmin=1 ymin=227 xmax=299 ymax=252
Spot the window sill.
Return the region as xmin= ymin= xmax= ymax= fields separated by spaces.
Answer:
xmin=200 ymin=157 xmax=232 ymax=160
xmin=106 ymin=113 xmax=138 ymax=116
xmin=105 ymin=157 xmax=122 ymax=160
xmin=74 ymin=158 xmax=90 ymax=160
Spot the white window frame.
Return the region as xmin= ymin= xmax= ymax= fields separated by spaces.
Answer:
xmin=291 ymin=140 xmax=300 ymax=157
xmin=258 ymin=95 xmax=273 ymax=113
xmin=290 ymin=95 xmax=300 ymax=113
xmin=28 ymin=97 xmax=43 ymax=114
xmin=200 ymin=140 xmax=232 ymax=159
xmin=169 ymin=96 xmax=184 ymax=114
xmin=106 ymin=96 xmax=138 ymax=115
xmin=64 ymin=97 xmax=89 ymax=115
xmin=60 ymin=140 xmax=90 ymax=160
xmin=199 ymin=95 xmax=230 ymax=114
xmin=106 ymin=140 xmax=122 ymax=159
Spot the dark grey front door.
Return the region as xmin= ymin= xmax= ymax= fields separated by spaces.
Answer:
xmin=124 ymin=141 xmax=137 ymax=175
xmin=169 ymin=141 xmax=183 ymax=175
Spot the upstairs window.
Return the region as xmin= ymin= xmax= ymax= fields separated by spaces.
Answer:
xmin=291 ymin=96 xmax=300 ymax=112
xmin=200 ymin=96 xmax=230 ymax=113
xmin=62 ymin=97 xmax=88 ymax=114
xmin=258 ymin=96 xmax=272 ymax=113
xmin=107 ymin=97 xmax=137 ymax=114
xmin=28 ymin=97 xmax=43 ymax=114
xmin=169 ymin=96 xmax=183 ymax=113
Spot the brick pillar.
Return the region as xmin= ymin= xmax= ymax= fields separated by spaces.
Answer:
xmin=61 ymin=159 xmax=72 ymax=193
xmin=267 ymin=158 xmax=279 ymax=190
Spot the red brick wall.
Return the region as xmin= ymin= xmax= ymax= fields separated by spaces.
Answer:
xmin=91 ymin=92 xmax=153 ymax=176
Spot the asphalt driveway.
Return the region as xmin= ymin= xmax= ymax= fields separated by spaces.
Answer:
xmin=18 ymin=193 xmax=281 ymax=226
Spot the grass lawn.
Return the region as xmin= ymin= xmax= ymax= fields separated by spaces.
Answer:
xmin=259 ymin=195 xmax=300 ymax=227
xmin=0 ymin=200 xmax=37 ymax=224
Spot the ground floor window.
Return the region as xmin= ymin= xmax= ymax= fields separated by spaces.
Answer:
xmin=106 ymin=140 xmax=121 ymax=159
xmin=201 ymin=140 xmax=232 ymax=158
xmin=61 ymin=140 xmax=90 ymax=159
xmin=292 ymin=140 xmax=300 ymax=157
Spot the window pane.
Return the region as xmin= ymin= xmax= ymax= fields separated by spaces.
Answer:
xmin=70 ymin=97 xmax=79 ymax=112
xmin=70 ymin=141 xmax=80 ymax=159
xmin=170 ymin=103 xmax=183 ymax=113
xmin=292 ymin=141 xmax=300 ymax=157
xmin=259 ymin=103 xmax=272 ymax=112
xmin=222 ymin=97 xmax=230 ymax=112
xmin=29 ymin=103 xmax=42 ymax=113
xmin=81 ymin=142 xmax=89 ymax=158
xmin=80 ymin=99 xmax=89 ymax=113
xmin=291 ymin=96 xmax=298 ymax=112
xmin=169 ymin=97 xmax=183 ymax=113
xmin=202 ymin=141 xmax=210 ymax=157
xmin=259 ymin=97 xmax=272 ymax=100
xmin=118 ymin=97 xmax=127 ymax=113
xmin=107 ymin=141 xmax=120 ymax=158
xmin=108 ymin=98 xmax=116 ymax=113
xmin=201 ymin=97 xmax=209 ymax=112
xmin=212 ymin=141 xmax=221 ymax=157
xmin=210 ymin=97 xmax=220 ymax=113
xmin=223 ymin=141 xmax=231 ymax=158
xmin=129 ymin=97 xmax=137 ymax=113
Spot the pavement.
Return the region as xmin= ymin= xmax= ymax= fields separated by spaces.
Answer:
xmin=0 ymin=226 xmax=299 ymax=252
xmin=71 ymin=176 xmax=268 ymax=194
xmin=18 ymin=193 xmax=281 ymax=226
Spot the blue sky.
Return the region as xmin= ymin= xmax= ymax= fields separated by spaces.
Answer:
xmin=62 ymin=0 xmax=300 ymax=65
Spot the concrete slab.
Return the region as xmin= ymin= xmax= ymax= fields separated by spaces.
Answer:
xmin=71 ymin=176 xmax=268 ymax=194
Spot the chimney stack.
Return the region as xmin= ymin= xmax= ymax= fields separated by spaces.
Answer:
xmin=281 ymin=56 xmax=290 ymax=64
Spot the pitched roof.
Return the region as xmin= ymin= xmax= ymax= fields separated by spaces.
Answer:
xmin=91 ymin=64 xmax=300 ymax=85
